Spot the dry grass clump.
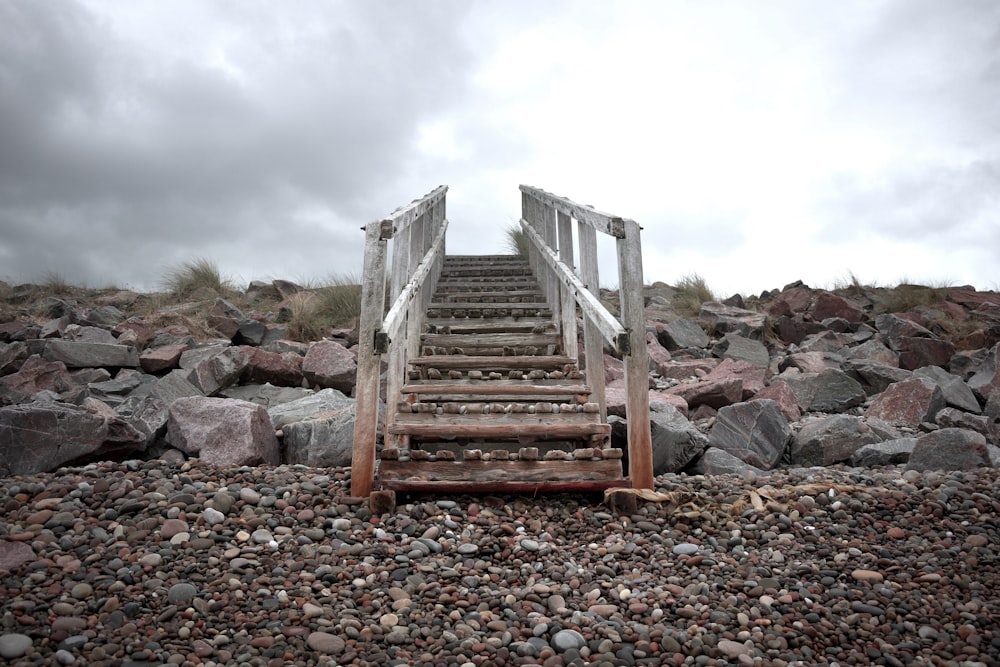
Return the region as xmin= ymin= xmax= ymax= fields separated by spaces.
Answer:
xmin=672 ymin=273 xmax=715 ymax=316
xmin=285 ymin=274 xmax=362 ymax=342
xmin=161 ymin=258 xmax=236 ymax=300
xmin=504 ymin=224 xmax=529 ymax=258
xmin=881 ymin=282 xmax=951 ymax=314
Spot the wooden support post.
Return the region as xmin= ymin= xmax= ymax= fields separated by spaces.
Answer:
xmin=617 ymin=219 xmax=653 ymax=490
xmin=351 ymin=222 xmax=389 ymax=498
xmin=557 ymin=211 xmax=578 ymax=363
xmin=384 ymin=218 xmax=412 ymax=447
xmin=578 ymin=222 xmax=607 ymax=422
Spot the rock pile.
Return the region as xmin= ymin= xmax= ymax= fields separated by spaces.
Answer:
xmin=1 ymin=278 xmax=999 ymax=477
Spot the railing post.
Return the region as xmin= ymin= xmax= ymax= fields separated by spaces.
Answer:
xmin=351 ymin=221 xmax=390 ymax=498
xmin=617 ymin=219 xmax=653 ymax=490
xmin=557 ymin=211 xmax=578 ymax=362
xmin=577 ymin=222 xmax=607 ymax=422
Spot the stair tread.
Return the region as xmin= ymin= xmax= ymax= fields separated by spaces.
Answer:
xmin=409 ymin=354 xmax=575 ymax=369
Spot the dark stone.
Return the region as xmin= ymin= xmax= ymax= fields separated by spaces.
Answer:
xmin=907 ymin=428 xmax=992 ymax=471
xmin=850 ymin=438 xmax=917 ymax=467
xmin=788 ymin=415 xmax=882 ymax=466
xmin=648 ymin=404 xmax=708 ymax=475
xmin=708 ymin=399 xmax=790 ymax=469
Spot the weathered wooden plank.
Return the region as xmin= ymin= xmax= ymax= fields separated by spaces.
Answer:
xmin=519 ymin=185 xmax=628 ymax=238
xmin=383 ymin=219 xmax=449 ymax=341
xmin=420 ymin=333 xmax=560 ymax=348
xmin=377 ymin=459 xmax=623 ymax=482
xmin=401 ymin=380 xmax=590 ymax=395
xmin=428 ymin=301 xmax=550 ymax=310
xmin=382 ymin=185 xmax=448 ymax=237
xmin=578 ymin=221 xmax=607 ymax=422
xmin=387 ymin=418 xmax=611 ymax=439
xmin=557 ymin=210 xmax=579 ymax=364
xmin=377 ymin=479 xmax=631 ymax=494
xmin=427 ymin=317 xmax=555 ymax=333
xmin=408 ymin=354 xmax=575 ymax=369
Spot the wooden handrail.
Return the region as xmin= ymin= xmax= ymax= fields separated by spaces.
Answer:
xmin=519 ymin=186 xmax=654 ymax=490
xmin=351 ymin=186 xmax=448 ymax=497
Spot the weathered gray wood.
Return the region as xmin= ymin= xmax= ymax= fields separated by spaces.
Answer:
xmin=519 ymin=185 xmax=628 ymax=238
xmin=408 ymin=354 xmax=575 ymax=370
xmin=383 ymin=219 xmax=449 ymax=340
xmin=401 ymin=380 xmax=590 ymax=394
xmin=421 ymin=333 xmax=559 ymax=348
xmin=382 ymin=185 xmax=448 ymax=237
xmin=351 ymin=222 xmax=389 ymax=498
xmin=577 ymin=220 xmax=607 ymax=422
xmin=617 ymin=218 xmax=653 ymax=490
xmin=519 ymin=220 xmax=627 ymax=353
xmin=557 ymin=210 xmax=578 ymax=364
xmin=377 ymin=479 xmax=630 ymax=494
xmin=388 ymin=416 xmax=611 ymax=439
xmin=428 ymin=317 xmax=554 ymax=333
xmin=378 ymin=459 xmax=623 ymax=482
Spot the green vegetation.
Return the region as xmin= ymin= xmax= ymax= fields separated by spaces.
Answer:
xmin=160 ymin=257 xmax=236 ymax=300
xmin=672 ymin=273 xmax=715 ymax=316
xmin=504 ymin=224 xmax=529 ymax=258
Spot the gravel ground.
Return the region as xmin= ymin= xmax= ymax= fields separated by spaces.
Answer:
xmin=1 ymin=460 xmax=998 ymax=667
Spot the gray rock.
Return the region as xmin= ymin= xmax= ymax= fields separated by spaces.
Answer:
xmin=788 ymin=415 xmax=882 ymax=467
xmin=934 ymin=407 xmax=988 ymax=435
xmin=151 ymin=369 xmax=203 ymax=404
xmin=166 ymin=397 xmax=280 ymax=467
xmin=282 ymin=405 xmax=358 ymax=467
xmin=0 ymin=633 xmax=32 ymax=659
xmin=63 ymin=323 xmax=117 ymax=344
xmin=267 ymin=388 xmax=356 ymax=429
xmin=186 ymin=346 xmax=249 ymax=396
xmin=0 ymin=401 xmax=145 ymax=475
xmin=708 ymin=399 xmax=790 ymax=469
xmin=987 ymin=390 xmax=1000 ymax=445
xmin=699 ymin=302 xmax=767 ymax=340
xmin=42 ymin=340 xmax=139 ymax=368
xmin=843 ymin=360 xmax=913 ymax=396
xmin=907 ymin=428 xmax=992 ymax=471
xmin=551 ymin=629 xmax=586 ymax=652
xmin=850 ymin=438 xmax=917 ymax=467
xmin=649 ymin=403 xmax=708 ymax=474
xmin=689 ymin=448 xmax=766 ymax=476
xmin=659 ymin=318 xmax=709 ymax=350
xmin=808 ymin=368 xmax=866 ymax=413
xmin=178 ymin=343 xmax=231 ymax=369
xmin=712 ymin=333 xmax=770 ymax=369
xmin=167 ymin=582 xmax=198 ymax=604
xmin=846 ymin=339 xmax=899 ymax=366
xmin=114 ymin=395 xmax=169 ymax=447
xmin=302 ymin=339 xmax=357 ymax=393
xmin=234 ymin=319 xmax=267 ymax=346
xmin=865 ymin=377 xmax=945 ymax=427
xmin=220 ymin=383 xmax=314 ymax=408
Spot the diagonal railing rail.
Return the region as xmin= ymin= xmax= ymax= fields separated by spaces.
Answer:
xmin=519 ymin=185 xmax=653 ymax=490
xmin=351 ymin=186 xmax=448 ymax=497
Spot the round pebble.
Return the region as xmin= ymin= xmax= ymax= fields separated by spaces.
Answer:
xmin=0 ymin=634 xmax=32 ymax=659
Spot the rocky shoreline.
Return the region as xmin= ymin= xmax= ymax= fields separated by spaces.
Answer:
xmin=2 ymin=459 xmax=998 ymax=666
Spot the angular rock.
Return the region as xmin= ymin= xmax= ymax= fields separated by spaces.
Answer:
xmin=0 ymin=341 xmax=28 ymax=375
xmin=604 ymin=353 xmax=625 ymax=384
xmin=865 ymin=377 xmax=945 ymax=427
xmin=648 ymin=403 xmax=708 ymax=474
xmin=805 ymin=368 xmax=866 ymax=413
xmin=913 ymin=365 xmax=981 ymax=413
xmin=810 ymin=292 xmax=864 ymax=323
xmin=267 ymin=387 xmax=355 ymax=429
xmin=0 ymin=401 xmax=145 ymax=475
xmin=968 ymin=346 xmax=1000 ymax=401
xmin=0 ymin=355 xmax=73 ymax=396
xmin=247 ymin=280 xmax=282 ymax=303
xmin=987 ymin=390 xmax=1000 ymax=445
xmin=846 ymin=339 xmax=899 ymax=366
xmin=115 ymin=396 xmax=170 ymax=447
xmin=689 ymin=448 xmax=766 ymax=476
xmin=708 ymin=399 xmax=790 ymax=469
xmin=645 ymin=331 xmax=672 ymax=373
xmin=705 ymin=358 xmax=765 ymax=400
xmin=87 ymin=372 xmax=155 ymax=405
xmin=42 ymin=340 xmax=139 ymax=368
xmin=658 ymin=318 xmax=710 ymax=351
xmin=907 ymin=428 xmax=992 ymax=471
xmin=779 ymin=351 xmax=838 ymax=374
xmin=606 ymin=381 xmax=687 ymax=417
xmin=283 ymin=404 xmax=358 ymax=467
xmin=0 ymin=319 xmax=40 ymax=343
xmin=657 ymin=358 xmax=718 ymax=381
xmin=187 ymin=346 xmax=249 ymax=396
xmin=788 ymin=415 xmax=882 ymax=466
xmin=207 ymin=315 xmax=241 ymax=339
xmin=850 ymin=437 xmax=917 ymax=467
xmin=712 ymin=333 xmax=769 ymax=369
xmin=140 ymin=343 xmax=188 ymax=373
xmin=179 ymin=343 xmax=231 ymax=369
xmin=935 ymin=407 xmax=988 ymax=435
xmin=752 ymin=380 xmax=802 ymax=421
xmin=767 ymin=287 xmax=812 ymax=318
xmin=234 ymin=319 xmax=268 ymax=346
xmin=773 ymin=315 xmax=826 ymax=346
xmin=220 ymin=383 xmax=314 ymax=408
xmin=876 ymin=313 xmax=935 ymax=348
xmin=63 ymin=324 xmax=117 ymax=344
xmin=797 ymin=331 xmax=853 ymax=355
xmin=151 ymin=369 xmax=203 ymax=404
xmin=897 ymin=336 xmax=956 ymax=371
xmin=302 ymin=339 xmax=357 ymax=394
xmin=842 ymin=360 xmax=913 ymax=396
xmin=244 ymin=347 xmax=304 ymax=386
xmin=699 ymin=302 xmax=767 ymax=339
xmin=166 ymin=397 xmax=280 ymax=467
xmin=664 ymin=376 xmax=743 ymax=410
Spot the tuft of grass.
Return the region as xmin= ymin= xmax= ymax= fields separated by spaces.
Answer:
xmin=881 ymin=281 xmax=951 ymax=313
xmin=504 ymin=224 xmax=529 ymax=258
xmin=40 ymin=271 xmax=72 ymax=295
xmin=161 ymin=257 xmax=235 ymax=300
xmin=285 ymin=274 xmax=363 ymax=341
xmin=672 ymin=273 xmax=715 ymax=316
xmin=831 ymin=270 xmax=875 ymax=298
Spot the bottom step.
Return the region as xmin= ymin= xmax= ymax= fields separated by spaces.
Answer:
xmin=378 ymin=458 xmax=623 ymax=483
xmin=376 ymin=479 xmax=632 ymax=494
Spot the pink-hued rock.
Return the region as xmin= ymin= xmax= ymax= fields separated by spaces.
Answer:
xmin=187 ymin=346 xmax=250 ymax=396
xmin=244 ymin=347 xmax=303 ymax=386
xmin=907 ymin=428 xmax=992 ymax=471
xmin=140 ymin=343 xmax=188 ymax=373
xmin=846 ymin=340 xmax=899 ymax=367
xmin=754 ymin=380 xmax=802 ymax=422
xmin=603 ymin=354 xmax=625 ymax=384
xmin=767 ymin=287 xmax=813 ymax=318
xmin=810 ymin=292 xmax=864 ymax=323
xmin=664 ymin=376 xmax=743 ymax=410
xmin=166 ymin=397 xmax=279 ymax=467
xmin=865 ymin=376 xmax=945 ymax=427
xmin=780 ymin=351 xmax=833 ymax=375
xmin=657 ymin=358 xmax=719 ymax=381
xmin=645 ymin=331 xmax=672 ymax=373
xmin=605 ymin=381 xmax=688 ymax=417
xmin=0 ymin=355 xmax=73 ymax=395
xmin=897 ymin=337 xmax=956 ymax=371
xmin=0 ymin=540 xmax=35 ymax=572
xmin=302 ymin=340 xmax=357 ymax=393
xmin=705 ymin=358 xmax=765 ymax=399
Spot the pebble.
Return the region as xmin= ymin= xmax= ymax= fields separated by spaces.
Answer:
xmin=0 ymin=460 xmax=997 ymax=666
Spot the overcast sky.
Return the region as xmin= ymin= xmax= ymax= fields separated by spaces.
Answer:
xmin=2 ymin=1 xmax=998 ymax=298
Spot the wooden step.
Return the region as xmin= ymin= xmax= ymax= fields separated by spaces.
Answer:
xmin=378 ymin=459 xmax=623 ymax=483
xmin=429 ymin=300 xmax=549 ymax=309
xmin=401 ymin=381 xmax=591 ymax=403
xmin=435 ymin=281 xmax=541 ymax=292
xmin=408 ymin=354 xmax=575 ymax=371
xmin=421 ymin=332 xmax=560 ymax=348
xmin=433 ymin=290 xmax=545 ymax=302
xmin=427 ymin=318 xmax=555 ymax=334
xmin=387 ymin=411 xmax=611 ymax=440
xmin=427 ymin=307 xmax=553 ymax=319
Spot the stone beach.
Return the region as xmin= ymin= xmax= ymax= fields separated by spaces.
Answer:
xmin=2 ymin=459 xmax=998 ymax=667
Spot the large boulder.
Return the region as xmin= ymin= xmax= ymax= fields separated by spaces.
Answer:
xmin=0 ymin=401 xmax=146 ymax=475
xmin=864 ymin=377 xmax=945 ymax=428
xmin=648 ymin=403 xmax=708 ymax=474
xmin=782 ymin=368 xmax=866 ymax=413
xmin=843 ymin=360 xmax=913 ymax=396
xmin=42 ymin=340 xmax=139 ymax=368
xmin=282 ymin=404 xmax=359 ymax=467
xmin=752 ymin=381 xmax=802 ymax=421
xmin=913 ymin=365 xmax=981 ymax=413
xmin=711 ymin=334 xmax=769 ymax=369
xmin=708 ymin=399 xmax=790 ymax=470
xmin=186 ymin=346 xmax=250 ymax=396
xmin=658 ymin=318 xmax=709 ymax=351
xmin=302 ymin=340 xmax=357 ymax=394
xmin=850 ymin=438 xmax=917 ymax=467
xmin=810 ymin=292 xmax=864 ymax=323
xmin=788 ymin=415 xmax=882 ymax=467
xmin=267 ymin=388 xmax=356 ymax=429
xmin=906 ymin=428 xmax=993 ymax=471
xmin=699 ymin=302 xmax=767 ymax=340
xmin=689 ymin=448 xmax=765 ymax=476
xmin=166 ymin=397 xmax=279 ymax=467
xmin=244 ymin=347 xmax=304 ymax=387
xmin=0 ymin=355 xmax=73 ymax=397
xmin=664 ymin=376 xmax=743 ymax=410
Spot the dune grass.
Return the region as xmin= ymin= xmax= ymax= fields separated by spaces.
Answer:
xmin=504 ymin=224 xmax=529 ymax=258
xmin=672 ymin=273 xmax=715 ymax=316
xmin=160 ymin=257 xmax=236 ymax=300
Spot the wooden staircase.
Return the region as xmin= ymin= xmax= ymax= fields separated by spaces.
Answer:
xmin=375 ymin=255 xmax=629 ymax=494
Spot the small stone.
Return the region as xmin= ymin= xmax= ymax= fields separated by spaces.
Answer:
xmin=552 ymin=629 xmax=586 ymax=652
xmin=70 ymin=583 xmax=93 ymax=600
xmin=851 ymin=569 xmax=884 ymax=583
xmin=167 ymin=582 xmax=198 ymax=604
xmin=252 ymin=529 xmax=274 ymax=544
xmin=307 ymin=631 xmax=345 ymax=654
xmin=672 ymin=543 xmax=699 ymax=556
xmin=202 ymin=507 xmax=225 ymax=526
xmin=0 ymin=633 xmax=33 ymax=659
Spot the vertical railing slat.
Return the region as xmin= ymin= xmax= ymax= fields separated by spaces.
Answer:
xmin=577 ymin=221 xmax=607 ymax=422
xmin=557 ymin=211 xmax=578 ymax=363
